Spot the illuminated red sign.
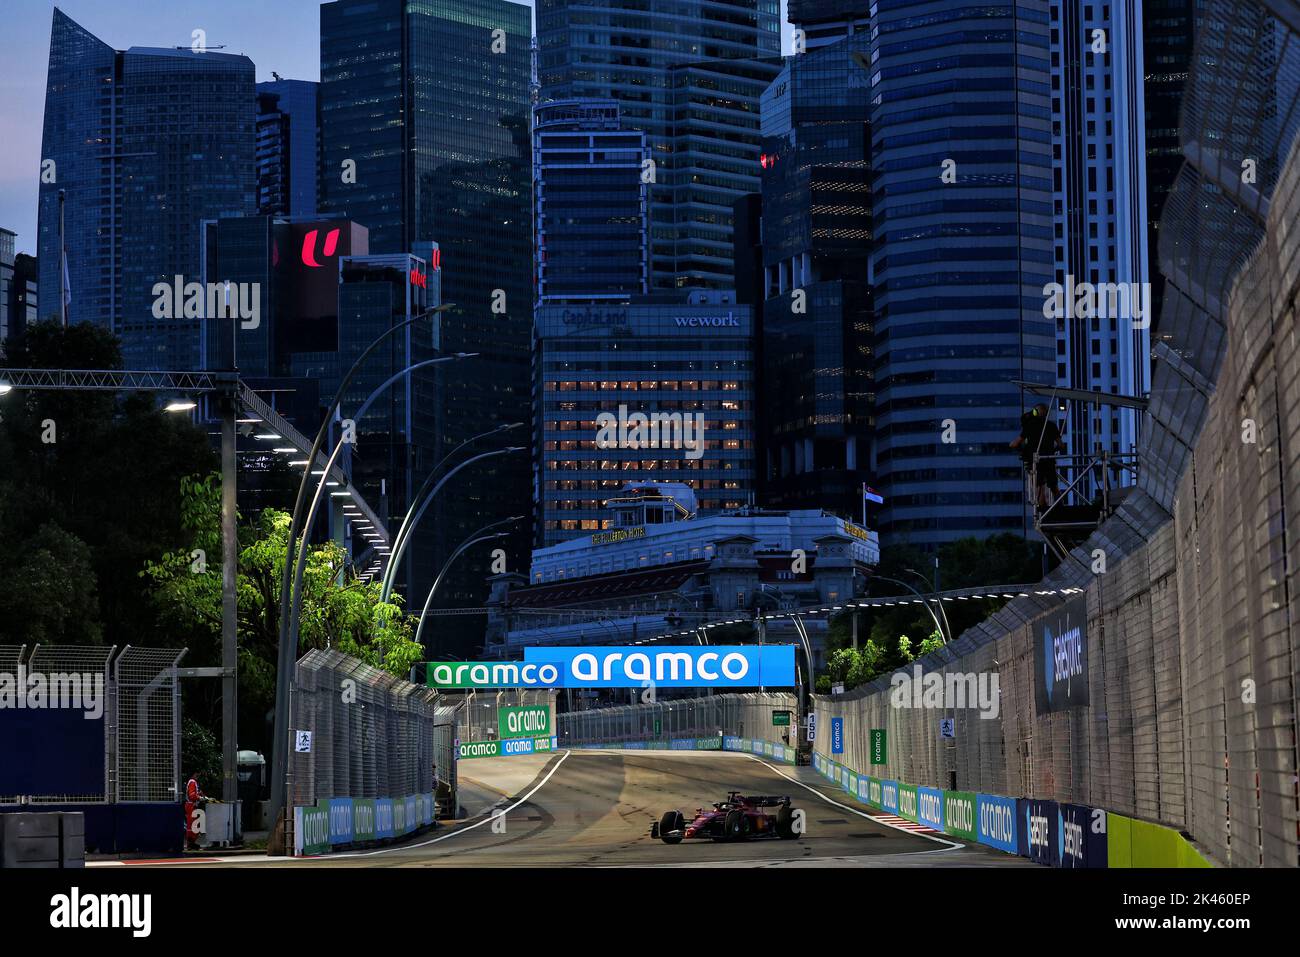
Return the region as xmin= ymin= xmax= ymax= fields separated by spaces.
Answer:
xmin=430 ymin=247 xmax=441 ymax=271
xmin=410 ymin=269 xmax=427 ymax=288
xmin=301 ymin=228 xmax=340 ymax=267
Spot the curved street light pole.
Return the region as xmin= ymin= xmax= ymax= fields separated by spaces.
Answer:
xmin=382 ymin=422 xmax=523 ymax=598
xmin=380 ymin=446 xmax=526 ymax=604
xmin=269 ymin=302 xmax=455 ymax=840
xmin=904 ymin=566 xmax=954 ymax=643
xmin=868 ymin=574 xmax=949 ymax=643
xmin=287 ymin=353 xmax=474 ymax=651
xmin=414 ymin=518 xmax=520 ymax=650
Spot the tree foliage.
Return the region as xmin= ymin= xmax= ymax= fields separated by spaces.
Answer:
xmin=142 ymin=473 xmax=423 ymax=752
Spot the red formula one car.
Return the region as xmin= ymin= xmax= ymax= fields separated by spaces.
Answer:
xmin=651 ymin=791 xmax=801 ymax=844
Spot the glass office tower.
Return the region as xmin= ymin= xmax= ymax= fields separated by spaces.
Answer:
xmin=867 ymin=0 xmax=1056 ymax=548
xmin=537 ymin=0 xmax=781 ymax=290
xmin=534 ymin=100 xmax=649 ymax=305
xmin=757 ymin=33 xmax=874 ymax=519
xmin=36 ymin=9 xmax=256 ymax=371
xmin=257 ymin=80 xmax=320 ymax=218
xmin=319 ymin=0 xmax=533 ymax=653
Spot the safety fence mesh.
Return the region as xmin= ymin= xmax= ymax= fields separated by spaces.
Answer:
xmin=288 ymin=649 xmax=441 ymax=808
xmin=558 ymin=693 xmax=797 ymax=747
xmin=0 ymin=644 xmax=184 ymax=805
xmin=446 ymin=688 xmax=557 ymax=743
xmin=811 ymin=0 xmax=1300 ymax=868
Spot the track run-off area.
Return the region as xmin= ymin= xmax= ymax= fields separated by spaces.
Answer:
xmin=104 ymin=751 xmax=1034 ymax=868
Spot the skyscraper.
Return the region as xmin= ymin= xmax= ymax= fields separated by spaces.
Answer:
xmin=319 ymin=0 xmax=533 ymax=653
xmin=256 ymin=79 xmax=320 ymax=219
xmin=537 ymin=0 xmax=781 ymax=290
xmin=0 ymin=228 xmax=38 ymax=344
xmin=37 ymin=9 xmax=256 ymax=370
xmin=534 ymin=100 xmax=649 ymax=305
xmin=1049 ymin=0 xmax=1151 ymax=472
xmin=866 ymin=0 xmax=1056 ymax=548
xmin=755 ymin=32 xmax=874 ymax=518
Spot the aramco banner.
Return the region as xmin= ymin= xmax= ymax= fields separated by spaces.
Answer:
xmin=1032 ymin=595 xmax=1089 ymax=713
xmin=425 ymin=646 xmax=795 ymax=689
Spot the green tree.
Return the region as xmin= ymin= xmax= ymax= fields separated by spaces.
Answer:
xmin=0 ymin=319 xmax=217 ymax=646
xmin=142 ymin=473 xmax=423 ymax=753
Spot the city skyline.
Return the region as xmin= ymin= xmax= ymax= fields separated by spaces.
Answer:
xmin=0 ymin=0 xmax=798 ymax=250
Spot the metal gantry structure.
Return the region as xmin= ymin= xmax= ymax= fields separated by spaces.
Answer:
xmin=0 ymin=366 xmax=395 ymax=817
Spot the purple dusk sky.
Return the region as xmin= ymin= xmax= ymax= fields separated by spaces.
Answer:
xmin=0 ymin=1 xmax=794 ymax=256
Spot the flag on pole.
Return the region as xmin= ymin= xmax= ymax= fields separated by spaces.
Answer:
xmin=61 ymin=248 xmax=71 ymax=308
xmin=863 ymin=484 xmax=884 ymax=505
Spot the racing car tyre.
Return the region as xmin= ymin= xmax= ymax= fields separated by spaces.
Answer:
xmin=659 ymin=810 xmax=684 ymax=844
xmin=776 ymin=804 xmax=797 ymax=839
xmin=724 ymin=808 xmax=747 ymax=840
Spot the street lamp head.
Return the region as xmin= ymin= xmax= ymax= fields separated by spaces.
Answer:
xmin=164 ymin=398 xmax=197 ymax=413
xmin=0 ymin=383 xmax=13 ymax=396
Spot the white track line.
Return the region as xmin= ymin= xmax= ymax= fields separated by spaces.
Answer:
xmin=321 ymin=749 xmax=572 ymax=858
xmin=738 ymin=754 xmax=965 ymax=849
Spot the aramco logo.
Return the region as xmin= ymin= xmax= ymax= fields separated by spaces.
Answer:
xmin=301 ymin=227 xmax=340 ymax=268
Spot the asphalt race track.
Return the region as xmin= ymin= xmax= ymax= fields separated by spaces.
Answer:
xmin=211 ymin=751 xmax=1033 ymax=868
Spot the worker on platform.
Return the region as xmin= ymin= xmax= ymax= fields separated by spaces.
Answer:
xmin=1011 ymin=403 xmax=1065 ymax=507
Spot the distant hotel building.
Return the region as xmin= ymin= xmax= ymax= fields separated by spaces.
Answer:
xmin=535 ymin=294 xmax=757 ymax=547
xmin=486 ymin=481 xmax=878 ymax=668
xmin=537 ymin=0 xmax=781 ymax=290
xmin=256 ymin=79 xmax=319 ymax=218
xmin=37 ymin=9 xmax=256 ymax=370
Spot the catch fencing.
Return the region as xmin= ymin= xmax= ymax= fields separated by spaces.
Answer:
xmin=814 ymin=0 xmax=1300 ymax=868
xmin=447 ymin=688 xmax=557 ymax=745
xmin=0 ymin=644 xmax=184 ymax=805
xmin=558 ymin=693 xmax=797 ymax=749
xmin=288 ymin=649 xmax=443 ymax=809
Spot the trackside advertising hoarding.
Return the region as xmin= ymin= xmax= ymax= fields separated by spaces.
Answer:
xmin=917 ymin=786 xmax=945 ymax=830
xmin=1058 ymin=802 xmax=1108 ymax=868
xmin=944 ymin=791 xmax=977 ymax=841
xmin=499 ymin=705 xmax=550 ymax=737
xmin=425 ymin=647 xmax=793 ymax=689
xmin=977 ymin=793 xmax=1018 ymax=853
xmin=1033 ymin=595 xmax=1089 ymax=713
xmin=521 ymin=646 xmax=796 ymax=688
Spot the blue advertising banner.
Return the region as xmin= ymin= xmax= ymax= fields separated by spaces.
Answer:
xmin=501 ymin=737 xmax=534 ymax=756
xmin=1033 ymin=596 xmax=1089 ymax=713
xmin=1022 ymin=798 xmax=1059 ymax=866
xmin=881 ymin=779 xmax=899 ymax=814
xmin=1058 ymin=803 xmax=1107 ymax=868
xmin=327 ymin=798 xmax=353 ymax=845
xmin=521 ymin=645 xmax=796 ymax=688
xmin=917 ymin=786 xmax=945 ymax=831
xmin=976 ymin=793 xmax=1018 ymax=854
xmin=375 ymin=798 xmax=395 ymax=839
xmin=830 ymin=716 xmax=844 ymax=753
